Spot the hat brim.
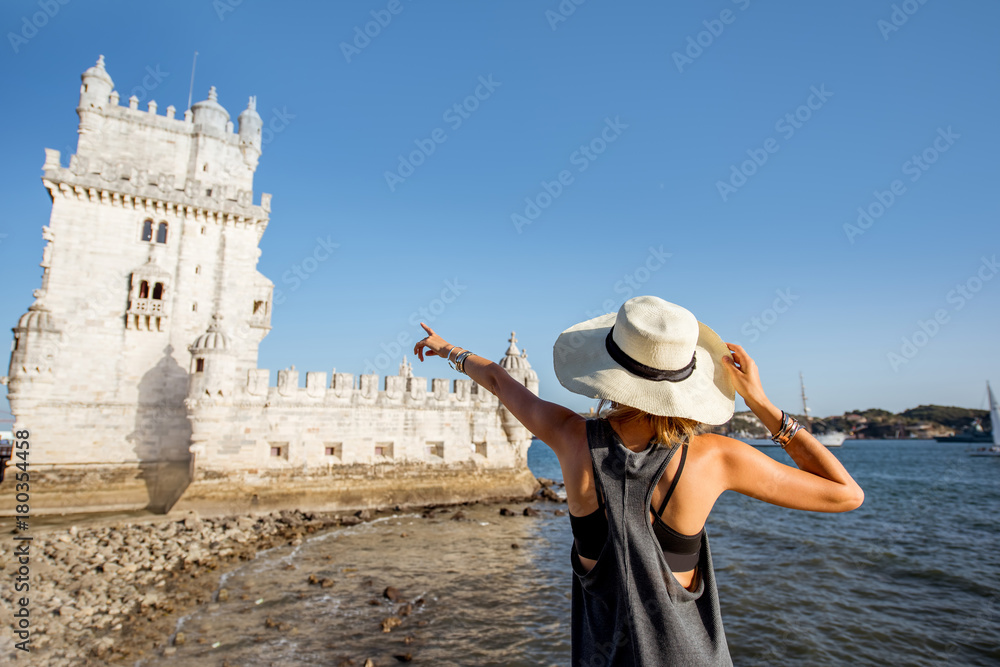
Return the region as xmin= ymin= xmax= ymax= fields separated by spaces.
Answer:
xmin=552 ymin=312 xmax=736 ymax=424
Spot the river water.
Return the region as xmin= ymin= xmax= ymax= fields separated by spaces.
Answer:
xmin=139 ymin=439 xmax=1000 ymax=666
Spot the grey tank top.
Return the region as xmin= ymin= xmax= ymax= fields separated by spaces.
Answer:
xmin=571 ymin=418 xmax=732 ymax=666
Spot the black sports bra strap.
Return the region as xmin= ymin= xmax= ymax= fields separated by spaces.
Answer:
xmin=656 ymin=443 xmax=688 ymax=516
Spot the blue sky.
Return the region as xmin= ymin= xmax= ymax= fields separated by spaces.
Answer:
xmin=1 ymin=0 xmax=998 ymax=422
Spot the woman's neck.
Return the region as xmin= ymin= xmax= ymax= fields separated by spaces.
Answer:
xmin=608 ymin=416 xmax=656 ymax=452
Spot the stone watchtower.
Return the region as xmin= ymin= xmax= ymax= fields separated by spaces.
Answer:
xmin=4 ymin=56 xmax=274 ymax=513
xmin=498 ymin=332 xmax=539 ymax=455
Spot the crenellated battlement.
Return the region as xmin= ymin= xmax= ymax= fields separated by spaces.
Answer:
xmin=233 ymin=367 xmax=499 ymax=408
xmin=74 ymin=56 xmax=264 ymax=196
xmin=183 ymin=333 xmax=539 ymax=474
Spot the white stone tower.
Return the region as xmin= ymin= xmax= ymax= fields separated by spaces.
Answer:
xmin=4 ymin=56 xmax=542 ymax=516
xmin=5 ymin=56 xmax=274 ymax=511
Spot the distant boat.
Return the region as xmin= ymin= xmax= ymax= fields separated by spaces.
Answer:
xmin=800 ymin=372 xmax=845 ymax=447
xmin=815 ymin=431 xmax=848 ymax=447
xmin=935 ymin=420 xmax=992 ymax=443
xmin=969 ymin=382 xmax=1000 ymax=457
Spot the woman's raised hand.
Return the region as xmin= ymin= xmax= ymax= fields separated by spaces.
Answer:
xmin=413 ymin=323 xmax=452 ymax=362
xmin=720 ymin=343 xmax=767 ymax=406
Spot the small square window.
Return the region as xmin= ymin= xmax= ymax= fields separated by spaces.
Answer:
xmin=269 ymin=442 xmax=289 ymax=459
xmin=474 ymin=442 xmax=487 ymax=457
xmin=374 ymin=442 xmax=393 ymax=459
xmin=324 ymin=442 xmax=342 ymax=460
xmin=425 ymin=442 xmax=444 ymax=459
xmin=270 ymin=446 xmax=282 ymax=457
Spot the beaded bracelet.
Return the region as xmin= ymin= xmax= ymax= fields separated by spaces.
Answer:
xmin=771 ymin=410 xmax=803 ymax=449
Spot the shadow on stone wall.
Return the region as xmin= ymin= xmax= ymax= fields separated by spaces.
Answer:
xmin=127 ymin=344 xmax=193 ymax=513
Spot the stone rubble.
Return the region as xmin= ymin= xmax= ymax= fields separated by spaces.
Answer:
xmin=0 ymin=509 xmax=342 ymax=665
xmin=0 ymin=489 xmax=567 ymax=665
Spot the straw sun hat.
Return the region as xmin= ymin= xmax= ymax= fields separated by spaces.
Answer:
xmin=553 ymin=296 xmax=736 ymax=425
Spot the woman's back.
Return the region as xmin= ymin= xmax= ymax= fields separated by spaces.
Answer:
xmin=566 ymin=415 xmax=730 ymax=591
xmin=571 ymin=418 xmax=733 ymax=667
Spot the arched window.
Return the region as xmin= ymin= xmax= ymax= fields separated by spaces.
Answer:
xmin=141 ymin=219 xmax=153 ymax=242
xmin=139 ymin=280 xmax=149 ymax=299
xmin=152 ymin=283 xmax=163 ymax=300
xmin=156 ymin=222 xmax=168 ymax=244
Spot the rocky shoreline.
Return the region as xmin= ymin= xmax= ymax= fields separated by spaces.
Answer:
xmin=0 ymin=479 xmax=566 ymax=666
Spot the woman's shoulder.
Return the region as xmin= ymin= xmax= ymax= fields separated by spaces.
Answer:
xmin=689 ymin=431 xmax=753 ymax=458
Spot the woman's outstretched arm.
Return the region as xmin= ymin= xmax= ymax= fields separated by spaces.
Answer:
xmin=718 ymin=343 xmax=865 ymax=513
xmin=413 ymin=323 xmax=584 ymax=455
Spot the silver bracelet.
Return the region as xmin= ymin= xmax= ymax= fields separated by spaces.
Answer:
xmin=447 ymin=346 xmax=462 ymax=371
xmin=455 ymin=350 xmax=474 ymax=374
xmin=771 ymin=410 xmax=802 ymax=449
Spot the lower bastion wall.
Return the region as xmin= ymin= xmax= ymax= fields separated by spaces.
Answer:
xmin=0 ymin=367 xmax=540 ymax=516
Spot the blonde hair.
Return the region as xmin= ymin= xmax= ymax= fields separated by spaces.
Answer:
xmin=597 ymin=399 xmax=701 ymax=448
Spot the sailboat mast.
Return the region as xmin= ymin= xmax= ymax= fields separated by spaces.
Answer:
xmin=800 ymin=372 xmax=813 ymax=430
xmin=989 ymin=381 xmax=999 ymax=447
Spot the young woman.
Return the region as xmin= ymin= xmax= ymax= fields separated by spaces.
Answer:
xmin=413 ymin=295 xmax=864 ymax=666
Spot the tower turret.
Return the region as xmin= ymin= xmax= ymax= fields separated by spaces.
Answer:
xmin=238 ymin=96 xmax=263 ymax=170
xmin=498 ymin=332 xmax=539 ymax=451
xmin=191 ymin=86 xmax=230 ymax=136
xmin=187 ymin=314 xmax=235 ymax=398
xmin=78 ymin=54 xmax=113 ymax=111
xmin=77 ymin=55 xmax=114 ymax=137
xmin=8 ymin=290 xmax=61 ymax=394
